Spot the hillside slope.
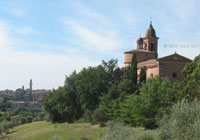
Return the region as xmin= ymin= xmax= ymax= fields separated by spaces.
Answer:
xmin=3 ymin=121 xmax=104 ymax=140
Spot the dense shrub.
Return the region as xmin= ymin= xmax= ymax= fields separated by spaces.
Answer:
xmin=100 ymin=120 xmax=139 ymax=140
xmin=43 ymin=113 xmax=51 ymax=122
xmin=92 ymin=109 xmax=107 ymax=123
xmin=84 ymin=110 xmax=93 ymax=122
xmin=156 ymin=99 xmax=200 ymax=140
xmin=84 ymin=109 xmax=106 ymax=124
xmin=11 ymin=119 xmax=19 ymax=126
xmin=0 ymin=119 xmax=14 ymax=135
xmin=100 ymin=120 xmax=156 ymax=140
xmin=38 ymin=112 xmax=46 ymax=121
xmin=25 ymin=116 xmax=33 ymax=123
xmin=19 ymin=117 xmax=26 ymax=124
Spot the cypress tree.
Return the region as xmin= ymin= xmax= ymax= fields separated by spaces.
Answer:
xmin=130 ymin=53 xmax=137 ymax=85
xmin=139 ymin=67 xmax=146 ymax=84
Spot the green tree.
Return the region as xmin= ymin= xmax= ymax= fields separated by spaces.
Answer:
xmin=75 ymin=59 xmax=122 ymax=113
xmin=76 ymin=66 xmax=108 ymax=112
xmin=182 ymin=54 xmax=200 ymax=100
xmin=43 ymin=71 xmax=81 ymax=122
xmin=101 ymin=59 xmax=123 ymax=85
xmin=99 ymin=79 xmax=136 ymax=120
xmin=129 ymin=53 xmax=138 ymax=85
xmin=43 ymin=59 xmax=122 ymax=122
xmin=121 ymin=76 xmax=180 ymax=128
xmin=139 ymin=67 xmax=146 ymax=85
xmin=123 ymin=53 xmax=137 ymax=85
xmin=120 ymin=94 xmax=149 ymax=127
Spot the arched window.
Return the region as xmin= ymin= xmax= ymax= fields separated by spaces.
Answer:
xmin=150 ymin=73 xmax=153 ymax=78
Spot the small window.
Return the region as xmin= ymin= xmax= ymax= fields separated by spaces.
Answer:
xmin=172 ymin=72 xmax=177 ymax=78
xmin=150 ymin=73 xmax=153 ymax=77
xmin=151 ymin=43 xmax=154 ymax=51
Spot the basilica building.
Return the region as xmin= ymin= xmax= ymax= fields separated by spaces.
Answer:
xmin=124 ymin=22 xmax=192 ymax=81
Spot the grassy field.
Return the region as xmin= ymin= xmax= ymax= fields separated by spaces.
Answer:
xmin=3 ymin=121 xmax=104 ymax=140
xmin=2 ymin=121 xmax=155 ymax=140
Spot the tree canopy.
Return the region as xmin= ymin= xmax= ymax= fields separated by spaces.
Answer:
xmin=181 ymin=55 xmax=200 ymax=100
xmin=43 ymin=59 xmax=123 ymax=122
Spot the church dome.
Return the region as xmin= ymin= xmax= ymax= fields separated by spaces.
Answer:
xmin=145 ymin=22 xmax=156 ymax=37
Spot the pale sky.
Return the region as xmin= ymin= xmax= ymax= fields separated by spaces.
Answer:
xmin=0 ymin=0 xmax=200 ymax=90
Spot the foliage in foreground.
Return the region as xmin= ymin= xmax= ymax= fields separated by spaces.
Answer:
xmin=100 ymin=99 xmax=200 ymax=140
xmin=100 ymin=120 xmax=155 ymax=140
xmin=0 ymin=119 xmax=13 ymax=137
xmin=156 ymin=99 xmax=200 ymax=140
xmin=182 ymin=54 xmax=200 ymax=100
xmin=120 ymin=76 xmax=181 ymax=129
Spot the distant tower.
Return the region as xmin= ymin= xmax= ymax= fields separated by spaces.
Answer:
xmin=30 ymin=79 xmax=33 ymax=92
xmin=22 ymin=85 xmax=24 ymax=90
xmin=29 ymin=79 xmax=33 ymax=101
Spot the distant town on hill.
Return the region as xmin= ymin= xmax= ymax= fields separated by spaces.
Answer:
xmin=0 ymin=79 xmax=50 ymax=112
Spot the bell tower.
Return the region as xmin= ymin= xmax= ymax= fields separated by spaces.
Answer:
xmin=124 ymin=21 xmax=159 ymax=66
xmin=143 ymin=21 xmax=159 ymax=58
